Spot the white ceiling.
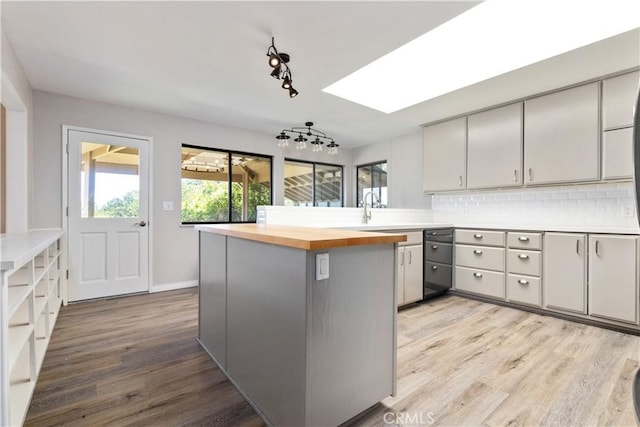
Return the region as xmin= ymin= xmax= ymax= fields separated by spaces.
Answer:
xmin=2 ymin=1 xmax=639 ymax=148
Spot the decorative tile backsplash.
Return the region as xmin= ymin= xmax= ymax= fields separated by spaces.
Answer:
xmin=431 ymin=182 xmax=638 ymax=228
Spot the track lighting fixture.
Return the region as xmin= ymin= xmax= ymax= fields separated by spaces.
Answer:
xmin=274 ymin=122 xmax=339 ymax=156
xmin=267 ymin=37 xmax=299 ymax=98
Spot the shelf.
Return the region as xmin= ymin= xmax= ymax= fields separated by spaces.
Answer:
xmin=34 ymin=295 xmax=48 ymax=321
xmin=7 ymin=267 xmax=32 ymax=287
xmin=48 ymin=249 xmax=60 ymax=265
xmin=34 ymin=266 xmax=47 ymax=286
xmin=34 ymin=335 xmax=50 ymax=376
xmin=9 ymin=379 xmax=34 ymax=427
xmin=49 ymin=301 xmax=61 ymax=334
xmin=7 ymin=285 xmax=31 ymax=319
xmin=35 ymin=277 xmax=49 ymax=298
xmin=7 ymin=324 xmax=33 ymax=372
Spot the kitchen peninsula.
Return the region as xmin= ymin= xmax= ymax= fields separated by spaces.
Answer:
xmin=197 ymin=224 xmax=406 ymax=426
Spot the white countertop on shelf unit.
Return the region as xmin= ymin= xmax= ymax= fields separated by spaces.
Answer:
xmin=0 ymin=229 xmax=63 ymax=271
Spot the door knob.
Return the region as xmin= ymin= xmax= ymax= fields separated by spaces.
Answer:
xmin=135 ymin=221 xmax=147 ymax=227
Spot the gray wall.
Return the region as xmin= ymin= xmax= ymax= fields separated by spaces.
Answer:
xmin=32 ymin=90 xmax=352 ymax=288
xmin=2 ymin=29 xmax=34 ymax=232
xmin=351 ymin=129 xmax=432 ymax=209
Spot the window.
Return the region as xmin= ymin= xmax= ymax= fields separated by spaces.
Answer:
xmin=284 ymin=159 xmax=343 ymax=207
xmin=181 ymin=145 xmax=272 ymax=223
xmin=356 ymin=161 xmax=388 ymax=208
xmin=80 ymin=141 xmax=140 ymax=218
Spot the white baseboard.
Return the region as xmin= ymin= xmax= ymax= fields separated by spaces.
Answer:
xmin=150 ymin=280 xmax=198 ymax=293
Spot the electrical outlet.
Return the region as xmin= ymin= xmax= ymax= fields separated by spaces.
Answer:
xmin=621 ymin=204 xmax=634 ymax=217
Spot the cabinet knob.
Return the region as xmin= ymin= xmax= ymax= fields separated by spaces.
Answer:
xmin=518 ymin=254 xmax=529 ymax=260
xmin=431 ymin=265 xmax=438 ymax=271
xmin=473 ymin=249 xmax=483 ymax=255
xmin=518 ymin=236 xmax=529 ymax=242
xmin=473 ymin=272 xmax=483 ymax=278
xmin=431 ymin=245 xmax=438 ymax=250
xmin=518 ymin=279 xmax=529 ymax=285
xmin=473 ymin=234 xmax=483 ymax=239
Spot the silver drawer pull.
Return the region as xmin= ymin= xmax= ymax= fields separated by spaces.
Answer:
xmin=431 ymin=265 xmax=438 ymax=271
xmin=518 ymin=236 xmax=530 ymax=242
xmin=518 ymin=279 xmax=529 ymax=285
xmin=431 ymin=232 xmax=438 ymax=235
xmin=473 ymin=272 xmax=483 ymax=278
xmin=431 ymin=245 xmax=438 ymax=250
xmin=473 ymin=250 xmax=483 ymax=255
xmin=473 ymin=233 xmax=483 ymax=239
xmin=518 ymin=254 xmax=529 ymax=260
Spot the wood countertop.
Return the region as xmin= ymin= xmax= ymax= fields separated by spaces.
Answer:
xmin=196 ymin=224 xmax=406 ymax=250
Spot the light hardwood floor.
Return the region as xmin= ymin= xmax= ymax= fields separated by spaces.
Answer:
xmin=25 ymin=289 xmax=640 ymax=426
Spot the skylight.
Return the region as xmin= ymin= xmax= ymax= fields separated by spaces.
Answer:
xmin=322 ymin=0 xmax=640 ymax=114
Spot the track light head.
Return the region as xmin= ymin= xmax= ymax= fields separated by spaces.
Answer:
xmin=268 ymin=53 xmax=280 ymax=68
xmin=282 ymin=75 xmax=292 ymax=90
xmin=289 ymin=87 xmax=299 ymax=98
xmin=270 ymin=66 xmax=281 ymax=79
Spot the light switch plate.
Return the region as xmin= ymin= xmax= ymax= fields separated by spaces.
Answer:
xmin=162 ymin=201 xmax=174 ymax=211
xmin=316 ymin=253 xmax=329 ymax=280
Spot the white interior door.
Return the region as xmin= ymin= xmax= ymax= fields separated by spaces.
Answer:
xmin=67 ymin=129 xmax=149 ymax=301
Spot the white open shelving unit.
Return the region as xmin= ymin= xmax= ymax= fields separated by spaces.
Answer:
xmin=1 ymin=229 xmax=64 ymax=426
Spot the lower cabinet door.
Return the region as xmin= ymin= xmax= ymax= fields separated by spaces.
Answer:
xmin=543 ymin=233 xmax=587 ymax=314
xmin=403 ymin=245 xmax=424 ymax=304
xmin=507 ymin=274 xmax=541 ymax=307
xmin=588 ymin=235 xmax=639 ymax=324
xmin=455 ymin=266 xmax=505 ymax=299
xmin=397 ymin=247 xmax=406 ymax=306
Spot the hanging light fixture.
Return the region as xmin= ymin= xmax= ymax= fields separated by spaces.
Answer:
xmin=266 ymin=37 xmax=299 ymax=98
xmin=274 ymin=122 xmax=339 ymax=155
xmin=275 ymin=132 xmax=290 ymax=148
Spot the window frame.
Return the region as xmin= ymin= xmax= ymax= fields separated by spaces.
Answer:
xmin=356 ymin=160 xmax=388 ymax=208
xmin=181 ymin=144 xmax=273 ymax=224
xmin=284 ymin=158 xmax=344 ymax=207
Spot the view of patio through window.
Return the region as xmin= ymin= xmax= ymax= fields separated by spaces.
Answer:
xmin=284 ymin=159 xmax=343 ymax=207
xmin=181 ymin=145 xmax=272 ymax=223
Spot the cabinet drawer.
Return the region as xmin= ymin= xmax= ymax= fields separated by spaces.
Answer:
xmin=425 ymin=262 xmax=452 ymax=288
xmin=507 ymin=232 xmax=542 ymax=250
xmin=425 ymin=242 xmax=452 ymax=264
xmin=424 ymin=228 xmax=453 ymax=243
xmin=456 ymin=229 xmax=505 ymax=247
xmin=455 ymin=245 xmax=504 ymax=271
xmin=455 ymin=266 xmax=505 ymax=299
xmin=507 ymin=249 xmax=541 ymax=276
xmin=507 ymin=274 xmax=541 ymax=307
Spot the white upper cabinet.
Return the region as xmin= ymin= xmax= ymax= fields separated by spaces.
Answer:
xmin=423 ymin=117 xmax=467 ymax=192
xmin=603 ymin=127 xmax=633 ymax=179
xmin=467 ymin=103 xmax=523 ymax=189
xmin=602 ymin=70 xmax=640 ymax=130
xmin=524 ymin=83 xmax=599 ymax=185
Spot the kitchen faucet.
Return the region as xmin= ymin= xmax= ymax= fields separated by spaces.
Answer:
xmin=362 ymin=191 xmax=380 ymax=224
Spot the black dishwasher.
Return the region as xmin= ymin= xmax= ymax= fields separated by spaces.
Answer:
xmin=423 ymin=228 xmax=453 ymax=299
